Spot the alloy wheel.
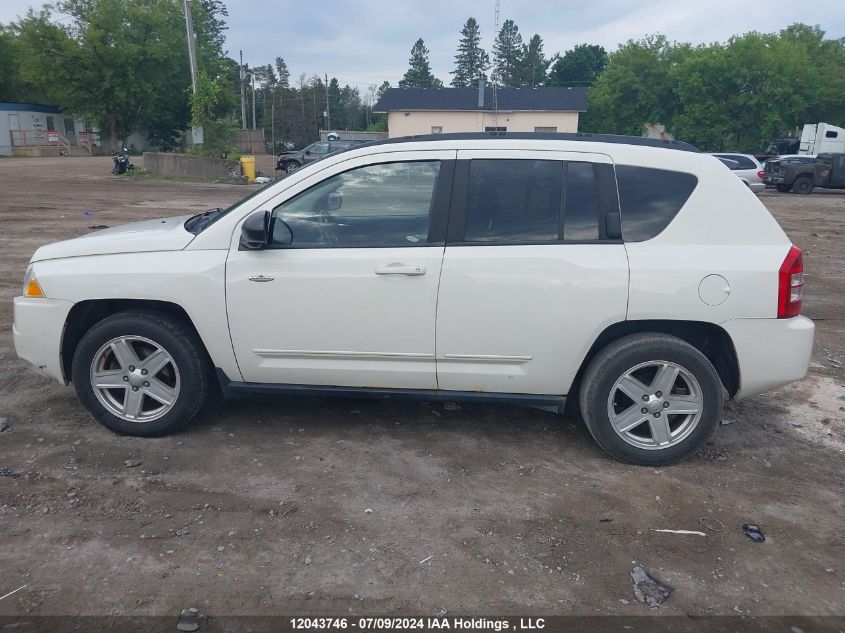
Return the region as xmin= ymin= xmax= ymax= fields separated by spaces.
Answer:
xmin=606 ymin=360 xmax=703 ymax=450
xmin=89 ymin=335 xmax=181 ymax=423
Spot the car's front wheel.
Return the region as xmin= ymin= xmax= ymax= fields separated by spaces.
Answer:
xmin=284 ymin=161 xmax=300 ymax=175
xmin=72 ymin=311 xmax=210 ymax=436
xmin=579 ymin=333 xmax=723 ymax=465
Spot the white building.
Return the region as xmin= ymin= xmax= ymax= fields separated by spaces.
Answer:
xmin=373 ymin=85 xmax=587 ymax=138
xmin=0 ymin=102 xmax=100 ymax=156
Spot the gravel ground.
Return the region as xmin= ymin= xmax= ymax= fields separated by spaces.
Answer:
xmin=0 ymin=157 xmax=842 ymax=618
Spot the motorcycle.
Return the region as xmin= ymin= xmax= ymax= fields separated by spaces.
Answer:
xmin=111 ymin=148 xmax=136 ymax=175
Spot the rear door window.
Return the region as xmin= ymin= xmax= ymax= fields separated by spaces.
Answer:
xmin=459 ymin=159 xmax=609 ymax=244
xmin=563 ymin=162 xmax=600 ymax=240
xmin=615 ymin=165 xmax=698 ymax=241
xmin=463 ymin=159 xmax=561 ymax=242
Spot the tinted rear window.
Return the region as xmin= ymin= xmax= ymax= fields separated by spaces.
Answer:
xmin=563 ymin=162 xmax=600 ymax=240
xmin=714 ymin=154 xmax=756 ymax=170
xmin=464 ymin=159 xmax=562 ymax=242
xmin=616 ymin=165 xmax=698 ymax=241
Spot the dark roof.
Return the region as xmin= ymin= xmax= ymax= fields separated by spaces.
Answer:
xmin=373 ymin=87 xmax=587 ymax=113
xmin=0 ymin=102 xmax=61 ymax=113
xmin=344 ymin=132 xmax=700 ymax=153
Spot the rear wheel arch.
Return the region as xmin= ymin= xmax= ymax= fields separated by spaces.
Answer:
xmin=567 ymin=320 xmax=739 ymax=413
xmin=62 ymin=299 xmax=211 ymax=383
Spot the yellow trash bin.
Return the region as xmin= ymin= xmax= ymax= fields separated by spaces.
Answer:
xmin=239 ymin=155 xmax=256 ymax=183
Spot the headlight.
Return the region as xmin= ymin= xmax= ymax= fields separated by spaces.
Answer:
xmin=22 ymin=265 xmax=46 ymax=298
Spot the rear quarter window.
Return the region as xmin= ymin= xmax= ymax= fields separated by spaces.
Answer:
xmin=615 ymin=165 xmax=698 ymax=241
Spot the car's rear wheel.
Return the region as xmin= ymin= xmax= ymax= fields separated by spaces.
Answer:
xmin=285 ymin=161 xmax=300 ymax=175
xmin=72 ymin=311 xmax=210 ymax=436
xmin=792 ymin=176 xmax=814 ymax=195
xmin=579 ymin=333 xmax=723 ymax=465
xmin=775 ymin=184 xmax=791 ymax=192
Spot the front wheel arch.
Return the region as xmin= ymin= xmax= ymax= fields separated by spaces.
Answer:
xmin=62 ymin=299 xmax=211 ymax=383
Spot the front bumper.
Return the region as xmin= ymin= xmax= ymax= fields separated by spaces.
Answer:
xmin=13 ymin=296 xmax=74 ymax=384
xmin=722 ymin=316 xmax=815 ymax=400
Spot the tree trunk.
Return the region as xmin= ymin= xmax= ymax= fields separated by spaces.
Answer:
xmin=109 ymin=116 xmax=118 ymax=153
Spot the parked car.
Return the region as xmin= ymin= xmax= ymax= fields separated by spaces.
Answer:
xmin=765 ymin=155 xmax=819 ymax=193
xmin=14 ymin=132 xmax=814 ymax=466
xmin=275 ymin=139 xmax=367 ymax=175
xmin=710 ymin=153 xmax=765 ymax=192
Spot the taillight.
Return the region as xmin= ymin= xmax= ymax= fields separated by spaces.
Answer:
xmin=778 ymin=245 xmax=804 ymax=318
xmin=757 ymin=170 xmax=766 ymax=181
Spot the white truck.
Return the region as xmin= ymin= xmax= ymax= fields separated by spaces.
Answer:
xmin=799 ymin=123 xmax=845 ymax=155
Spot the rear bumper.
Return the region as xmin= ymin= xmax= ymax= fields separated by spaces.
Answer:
xmin=747 ymin=181 xmax=765 ymax=193
xmin=13 ymin=296 xmax=74 ymax=384
xmin=722 ymin=316 xmax=815 ymax=400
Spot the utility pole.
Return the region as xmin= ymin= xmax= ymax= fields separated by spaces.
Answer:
xmin=324 ymin=73 xmax=331 ymax=132
xmin=182 ymin=0 xmax=202 ymax=144
xmin=251 ymin=73 xmax=256 ymax=130
xmin=239 ymin=50 xmax=247 ymax=129
xmin=182 ymin=0 xmax=199 ymax=94
xmin=313 ymin=84 xmax=318 ymax=139
xmin=271 ymin=88 xmax=275 ymax=154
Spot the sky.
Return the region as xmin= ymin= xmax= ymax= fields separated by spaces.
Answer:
xmin=1 ymin=0 xmax=843 ymax=91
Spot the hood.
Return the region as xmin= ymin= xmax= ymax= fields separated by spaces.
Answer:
xmin=277 ymin=150 xmax=301 ymax=157
xmin=31 ymin=214 xmax=196 ymax=262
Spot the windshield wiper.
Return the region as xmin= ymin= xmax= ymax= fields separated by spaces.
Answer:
xmin=184 ymin=208 xmax=223 ymax=235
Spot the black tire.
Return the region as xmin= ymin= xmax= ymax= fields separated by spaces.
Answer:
xmin=792 ymin=176 xmax=814 ymax=195
xmin=775 ymin=184 xmax=791 ymax=193
xmin=71 ymin=311 xmax=210 ymax=436
xmin=578 ymin=333 xmax=723 ymax=466
xmin=284 ymin=161 xmax=300 ymax=174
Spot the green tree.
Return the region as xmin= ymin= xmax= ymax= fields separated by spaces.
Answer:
xmin=492 ymin=19 xmax=523 ymax=85
xmin=547 ymin=44 xmax=607 ymax=87
xmin=275 ymin=56 xmax=290 ymax=89
xmin=581 ymin=35 xmax=689 ymax=135
xmin=669 ymin=28 xmax=841 ymax=150
xmin=377 ymin=80 xmax=391 ymax=99
xmin=450 ymin=17 xmax=490 ymax=87
xmin=15 ymin=0 xmax=193 ymax=150
xmin=399 ymin=38 xmax=443 ymax=88
xmin=190 ymin=71 xmax=237 ymax=156
xmin=0 ymin=24 xmax=47 ymax=102
xmin=519 ymin=34 xmax=549 ymax=87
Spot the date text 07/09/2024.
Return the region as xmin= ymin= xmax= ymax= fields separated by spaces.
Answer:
xmin=288 ymin=617 xmax=546 ymax=631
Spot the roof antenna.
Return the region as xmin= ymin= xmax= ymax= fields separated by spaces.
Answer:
xmin=492 ymin=0 xmax=500 ymax=127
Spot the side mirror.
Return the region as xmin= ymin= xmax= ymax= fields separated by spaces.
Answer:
xmin=326 ymin=192 xmax=343 ymax=211
xmin=239 ymin=210 xmax=270 ymax=250
xmin=605 ymin=211 xmax=622 ymax=240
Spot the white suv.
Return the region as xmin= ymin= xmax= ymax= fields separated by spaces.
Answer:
xmin=13 ymin=134 xmax=815 ymax=465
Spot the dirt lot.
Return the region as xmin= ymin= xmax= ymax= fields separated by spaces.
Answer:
xmin=0 ymin=157 xmax=843 ymax=619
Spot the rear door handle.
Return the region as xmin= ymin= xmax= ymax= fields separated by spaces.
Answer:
xmin=375 ymin=264 xmax=426 ymax=276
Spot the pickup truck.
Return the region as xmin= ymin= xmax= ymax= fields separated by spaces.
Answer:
xmin=765 ymin=156 xmax=818 ymax=193
xmin=809 ymin=153 xmax=845 ymax=194
xmin=275 ymin=139 xmax=366 ymax=175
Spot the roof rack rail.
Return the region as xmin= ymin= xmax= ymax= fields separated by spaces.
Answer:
xmin=355 ymin=132 xmax=699 ymax=153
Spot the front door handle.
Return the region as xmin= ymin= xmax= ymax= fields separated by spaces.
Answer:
xmin=375 ymin=264 xmax=426 ymax=276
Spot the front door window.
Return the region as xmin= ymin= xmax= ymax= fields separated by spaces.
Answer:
xmin=271 ymin=161 xmax=440 ymax=248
